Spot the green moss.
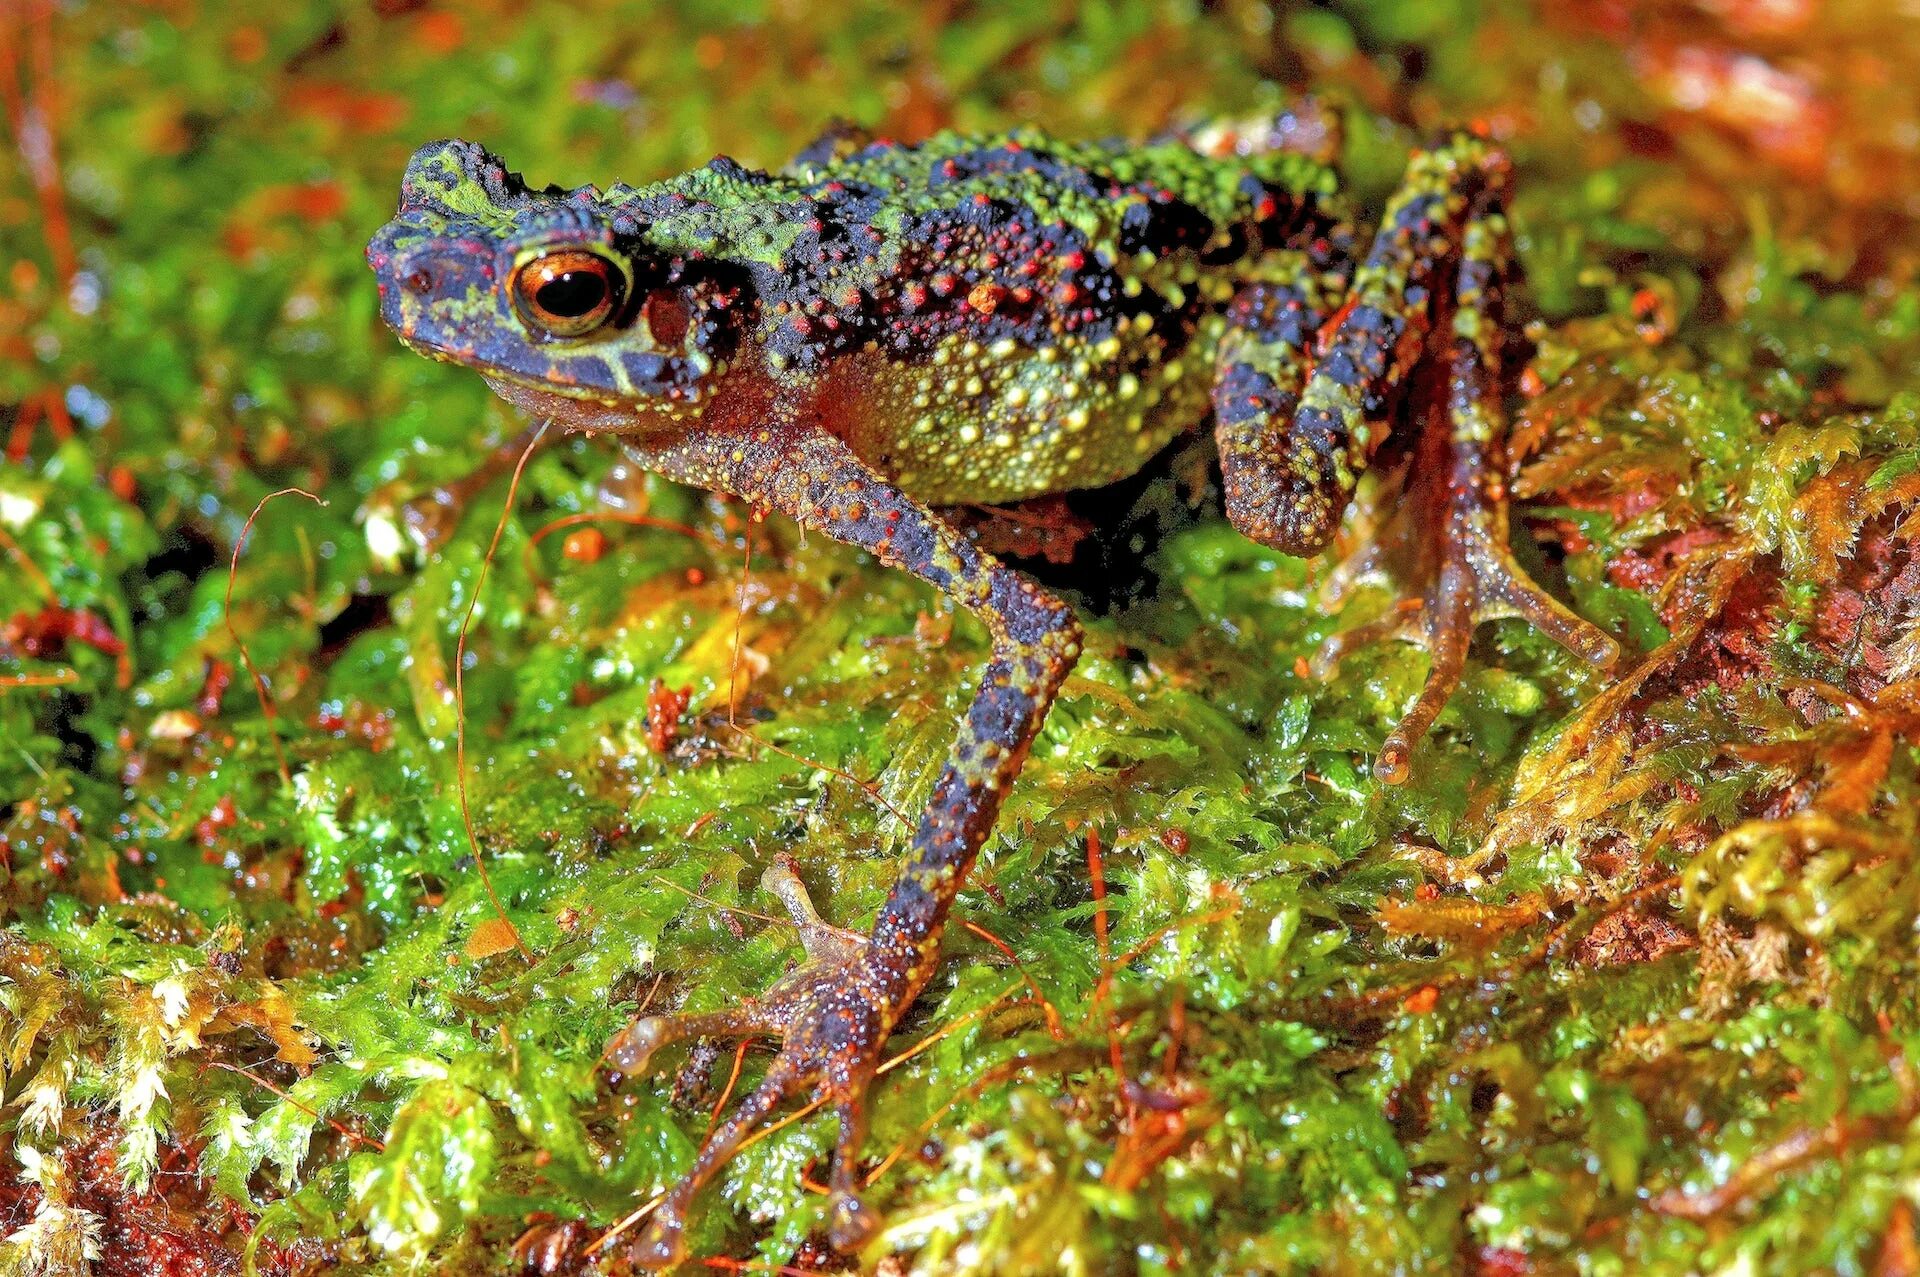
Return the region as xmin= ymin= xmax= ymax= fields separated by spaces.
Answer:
xmin=3 ymin=1 xmax=1919 ymax=1273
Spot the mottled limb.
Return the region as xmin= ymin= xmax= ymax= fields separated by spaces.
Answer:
xmin=1320 ymin=158 xmax=1620 ymax=783
xmin=1279 ymin=134 xmax=1513 ymax=554
xmin=610 ymin=417 xmax=1081 ymax=1267
xmin=1213 ymin=135 xmax=1618 ymax=782
xmin=1211 ymin=251 xmax=1344 ymax=551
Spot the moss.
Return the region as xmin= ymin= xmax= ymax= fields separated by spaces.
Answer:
xmin=3 ymin=1 xmax=1919 ymax=1274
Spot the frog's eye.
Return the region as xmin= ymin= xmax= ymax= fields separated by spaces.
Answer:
xmin=511 ymin=250 xmax=624 ymax=338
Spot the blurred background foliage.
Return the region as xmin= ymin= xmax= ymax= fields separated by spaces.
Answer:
xmin=1 ymin=0 xmax=1918 ymax=1273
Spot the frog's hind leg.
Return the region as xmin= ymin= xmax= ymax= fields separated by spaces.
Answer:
xmin=1319 ymin=145 xmax=1620 ymax=783
xmin=1212 ymin=134 xmax=1618 ymax=782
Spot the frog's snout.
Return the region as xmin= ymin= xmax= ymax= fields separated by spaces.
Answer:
xmin=398 ymin=263 xmax=437 ymax=296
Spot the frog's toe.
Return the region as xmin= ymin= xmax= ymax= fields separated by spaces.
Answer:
xmin=620 ymin=957 xmax=895 ymax=1270
xmin=629 ymin=1217 xmax=688 ymax=1268
xmin=829 ymin=1186 xmax=882 ymax=1251
xmin=605 ymin=1004 xmax=779 ymax=1077
xmin=1318 ymin=497 xmax=1620 ymax=786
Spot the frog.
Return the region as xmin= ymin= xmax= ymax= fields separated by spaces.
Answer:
xmin=366 ymin=105 xmax=1621 ymax=1266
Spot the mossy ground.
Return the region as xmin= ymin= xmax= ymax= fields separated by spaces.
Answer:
xmin=3 ymin=2 xmax=1919 ymax=1273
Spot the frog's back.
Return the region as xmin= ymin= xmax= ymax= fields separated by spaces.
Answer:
xmin=612 ymin=125 xmax=1344 ymax=504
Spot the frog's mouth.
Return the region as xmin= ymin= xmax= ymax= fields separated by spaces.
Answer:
xmin=479 ymin=368 xmax=711 ymax=436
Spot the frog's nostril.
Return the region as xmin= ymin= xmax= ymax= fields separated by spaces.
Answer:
xmin=404 ymin=267 xmax=436 ymax=295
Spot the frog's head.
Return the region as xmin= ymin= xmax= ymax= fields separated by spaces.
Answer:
xmin=367 ymin=140 xmax=745 ymax=432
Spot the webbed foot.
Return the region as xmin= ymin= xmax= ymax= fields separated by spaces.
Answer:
xmin=606 ymin=860 xmax=890 ymax=1268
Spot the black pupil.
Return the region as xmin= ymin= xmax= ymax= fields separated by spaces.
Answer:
xmin=535 ymin=268 xmax=608 ymax=319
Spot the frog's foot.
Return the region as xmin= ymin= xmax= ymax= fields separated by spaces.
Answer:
xmin=1314 ymin=379 xmax=1621 ymax=785
xmin=606 ymin=862 xmax=887 ymax=1269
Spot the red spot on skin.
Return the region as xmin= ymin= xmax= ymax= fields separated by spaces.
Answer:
xmin=931 ymin=273 xmax=958 ymax=296
xmin=1317 ymin=294 xmax=1362 ymax=354
xmin=903 ymin=282 xmax=929 ymax=309
xmin=1403 ymin=986 xmax=1440 ymax=1014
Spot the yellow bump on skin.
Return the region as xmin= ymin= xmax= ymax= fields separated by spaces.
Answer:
xmin=990 ymin=338 xmax=1018 ymax=358
xmin=1004 ymin=386 xmax=1029 ymax=408
xmin=1058 ymin=381 xmax=1080 ymax=401
xmin=1132 ymin=312 xmax=1153 ymax=333
xmin=1117 ymin=373 xmax=1139 ymax=400
xmin=1122 ymin=277 xmax=1142 ymax=297
xmin=961 ymin=341 xmax=981 ymax=359
xmin=932 ymin=347 xmax=950 ymax=366
xmin=1065 ymin=407 xmax=1090 ymax=431
xmin=993 ymin=432 xmax=1015 ymax=448
xmin=958 ymin=423 xmax=980 ymax=444
xmin=963 ymin=376 xmax=983 ymax=395
xmin=1164 ymin=362 xmax=1185 ymax=383
xmin=915 ymin=416 xmax=935 ymax=434
xmin=1031 ymin=386 xmax=1051 ymax=407
xmin=1066 ymin=445 xmax=1084 ymax=461
xmin=1038 ymin=346 xmax=1059 ymax=363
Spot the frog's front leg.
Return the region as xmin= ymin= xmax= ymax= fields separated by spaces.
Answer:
xmin=1213 ymin=134 xmax=1619 ymax=782
xmin=605 ymin=419 xmax=1081 ymax=1267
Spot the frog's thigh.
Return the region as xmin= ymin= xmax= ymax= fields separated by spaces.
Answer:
xmin=1210 ymin=274 xmax=1335 ymax=555
xmin=1283 ymin=133 xmax=1517 ymax=550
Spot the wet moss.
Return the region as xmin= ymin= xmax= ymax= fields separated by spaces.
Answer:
xmin=2 ymin=1 xmax=1918 ymax=1274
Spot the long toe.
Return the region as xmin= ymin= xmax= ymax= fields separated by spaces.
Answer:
xmin=829 ymin=1190 xmax=881 ymax=1253
xmin=630 ymin=1215 xmax=688 ymax=1270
